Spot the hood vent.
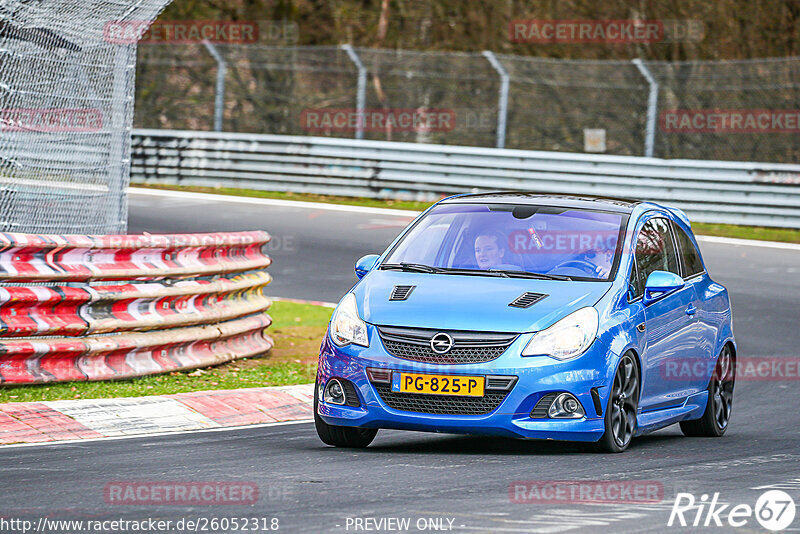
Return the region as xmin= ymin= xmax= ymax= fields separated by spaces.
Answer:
xmin=509 ymin=292 xmax=547 ymax=309
xmin=390 ymin=285 xmax=416 ymax=301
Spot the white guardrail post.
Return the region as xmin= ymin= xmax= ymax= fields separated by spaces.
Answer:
xmin=482 ymin=51 xmax=510 ymax=149
xmin=632 ymin=58 xmax=659 ymax=158
xmin=341 ymin=44 xmax=367 ymax=140
xmin=203 ymin=41 xmax=227 ymax=132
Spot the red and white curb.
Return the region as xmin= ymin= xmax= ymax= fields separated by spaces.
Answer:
xmin=0 ymin=383 xmax=314 ymax=445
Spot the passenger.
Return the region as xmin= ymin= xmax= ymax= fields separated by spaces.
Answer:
xmin=474 ymin=231 xmax=509 ymax=270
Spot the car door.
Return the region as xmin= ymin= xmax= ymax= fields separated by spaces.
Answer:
xmin=632 ymin=216 xmax=699 ymax=411
xmin=672 ymin=221 xmax=716 ymax=392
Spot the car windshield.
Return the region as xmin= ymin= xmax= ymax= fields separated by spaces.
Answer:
xmin=383 ymin=203 xmax=626 ymax=281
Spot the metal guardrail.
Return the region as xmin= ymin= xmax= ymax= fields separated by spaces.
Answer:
xmin=0 ymin=231 xmax=273 ymax=384
xmin=131 ymin=129 xmax=800 ymax=229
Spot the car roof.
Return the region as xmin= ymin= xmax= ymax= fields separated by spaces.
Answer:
xmin=440 ymin=192 xmax=640 ymax=213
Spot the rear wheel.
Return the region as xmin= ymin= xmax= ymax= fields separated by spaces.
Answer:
xmin=680 ymin=345 xmax=734 ymax=437
xmin=314 ymin=383 xmax=378 ymax=448
xmin=596 ymin=352 xmax=639 ymax=453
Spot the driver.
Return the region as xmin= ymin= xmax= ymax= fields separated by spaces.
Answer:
xmin=588 ymin=249 xmax=613 ymax=278
xmin=474 ymin=231 xmax=509 ymax=270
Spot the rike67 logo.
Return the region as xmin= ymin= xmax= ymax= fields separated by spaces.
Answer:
xmin=669 ymin=490 xmax=796 ymax=531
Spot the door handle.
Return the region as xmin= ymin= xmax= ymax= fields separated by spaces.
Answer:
xmin=685 ymin=304 xmax=697 ymax=316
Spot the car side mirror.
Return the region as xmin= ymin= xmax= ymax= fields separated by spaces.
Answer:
xmin=643 ymin=270 xmax=685 ymax=305
xmin=355 ymin=254 xmax=380 ymax=280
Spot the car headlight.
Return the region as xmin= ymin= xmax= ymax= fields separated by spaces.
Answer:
xmin=330 ymin=293 xmax=369 ymax=347
xmin=521 ymin=307 xmax=598 ymax=360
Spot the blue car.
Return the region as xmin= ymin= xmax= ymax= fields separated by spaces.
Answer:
xmin=315 ymin=193 xmax=736 ymax=452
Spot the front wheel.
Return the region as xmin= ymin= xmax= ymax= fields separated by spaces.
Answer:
xmin=596 ymin=352 xmax=640 ymax=453
xmin=314 ymin=383 xmax=378 ymax=448
xmin=680 ymin=345 xmax=734 ymax=437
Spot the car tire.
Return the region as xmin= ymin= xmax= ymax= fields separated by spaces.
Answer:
xmin=680 ymin=345 xmax=734 ymax=438
xmin=314 ymin=383 xmax=378 ymax=448
xmin=596 ymin=352 xmax=640 ymax=453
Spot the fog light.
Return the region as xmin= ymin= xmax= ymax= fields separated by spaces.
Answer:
xmin=324 ymin=378 xmax=346 ymax=405
xmin=547 ymin=393 xmax=585 ymax=419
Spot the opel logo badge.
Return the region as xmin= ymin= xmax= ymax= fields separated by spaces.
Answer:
xmin=430 ymin=332 xmax=454 ymax=354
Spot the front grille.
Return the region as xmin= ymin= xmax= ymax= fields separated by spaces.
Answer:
xmin=377 ymin=326 xmax=517 ymax=364
xmin=373 ymin=384 xmax=509 ymax=415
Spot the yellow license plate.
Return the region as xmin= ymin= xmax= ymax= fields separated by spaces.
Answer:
xmin=392 ymin=372 xmax=484 ymax=397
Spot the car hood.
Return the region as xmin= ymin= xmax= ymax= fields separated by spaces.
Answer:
xmin=354 ymin=271 xmax=611 ymax=333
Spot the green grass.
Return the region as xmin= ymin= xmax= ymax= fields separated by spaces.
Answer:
xmin=691 ymin=222 xmax=800 ymax=244
xmin=133 ymin=183 xmax=800 ymax=244
xmin=269 ymin=299 xmax=334 ymax=330
xmin=0 ymin=301 xmax=333 ymax=403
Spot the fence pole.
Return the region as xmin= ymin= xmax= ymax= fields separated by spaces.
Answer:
xmin=482 ymin=51 xmax=509 ymax=149
xmin=108 ymin=44 xmax=136 ymax=233
xmin=203 ymin=41 xmax=227 ymax=132
xmin=340 ymin=44 xmax=367 ymax=140
xmin=632 ymin=58 xmax=658 ymax=158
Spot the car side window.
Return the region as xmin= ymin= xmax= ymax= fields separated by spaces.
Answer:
xmin=628 ymin=259 xmax=640 ymax=300
xmin=631 ymin=217 xmax=680 ymax=298
xmin=672 ymin=222 xmax=705 ymax=278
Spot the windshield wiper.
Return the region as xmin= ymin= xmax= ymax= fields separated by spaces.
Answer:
xmin=379 ymin=264 xmax=571 ymax=281
xmin=379 ymin=262 xmax=441 ymax=273
xmin=380 ymin=264 xmax=506 ymax=277
xmin=487 ymin=269 xmax=572 ymax=281
xmin=409 ymin=267 xmax=540 ymax=279
xmin=435 ymin=267 xmax=508 ymax=277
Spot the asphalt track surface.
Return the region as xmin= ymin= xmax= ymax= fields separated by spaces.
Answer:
xmin=1 ymin=189 xmax=799 ymax=533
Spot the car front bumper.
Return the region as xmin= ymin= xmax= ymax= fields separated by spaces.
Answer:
xmin=316 ymin=326 xmax=618 ymax=442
